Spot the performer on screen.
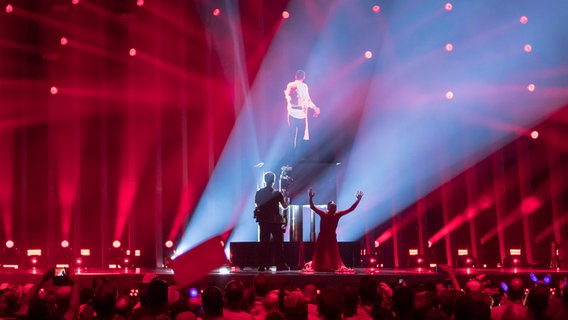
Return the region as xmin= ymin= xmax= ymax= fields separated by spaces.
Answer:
xmin=307 ymin=187 xmax=363 ymax=272
xmin=284 ymin=70 xmax=320 ymax=159
xmin=254 ymin=171 xmax=289 ymax=271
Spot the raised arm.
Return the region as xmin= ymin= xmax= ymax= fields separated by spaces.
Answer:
xmin=63 ymin=270 xmax=81 ymax=320
xmin=18 ymin=268 xmax=54 ymax=316
xmin=308 ymin=188 xmax=325 ymax=216
xmin=337 ymin=191 xmax=363 ymax=217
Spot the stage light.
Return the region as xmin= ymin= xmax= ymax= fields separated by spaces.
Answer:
xmin=458 ymin=249 xmax=469 ymax=256
xmin=121 ymin=256 xmax=132 ymax=268
xmin=527 ymin=84 xmax=536 ymax=92
xmin=2 ymin=243 xmax=19 ymax=269
xmin=6 ymin=4 xmax=13 ymax=13
xmin=360 ymin=254 xmax=379 ymax=268
xmin=504 ymin=250 xmax=526 ymax=267
xmin=524 ymin=44 xmax=532 ymax=53
xmin=520 ymin=16 xmax=528 ymax=24
xmin=521 ymin=196 xmax=541 ymax=212
xmin=374 ymin=241 xmax=379 ymax=248
xmin=372 ymin=5 xmax=380 ymax=13
xmin=27 ymin=250 xmax=42 ymax=269
xmin=73 ymin=249 xmax=90 ymax=269
xmin=50 ymin=86 xmax=58 ymax=95
xmin=130 ymin=288 xmax=139 ymax=297
xmin=282 ymin=11 xmax=290 ymax=19
xmin=129 ymin=48 xmax=137 ymax=57
xmin=444 ymin=3 xmax=453 ymax=11
xmin=457 ymin=254 xmax=477 ymax=268
xmin=55 ymin=241 xmax=73 ymax=267
xmin=531 ymin=131 xmax=539 ymax=139
xmin=416 ymin=255 xmax=426 ymax=266
xmin=445 ymin=91 xmax=454 ymax=100
xmin=27 ymin=249 xmax=41 ymax=256
xmin=212 ymin=8 xmax=220 ymax=16
xmin=364 ymin=51 xmax=373 ymax=59
xmin=109 ymin=244 xmax=125 ymax=268
xmin=60 ymin=37 xmax=68 ymax=46
xmin=73 ymin=257 xmax=83 ymax=267
xmin=407 ymin=249 xmax=426 ymax=267
xmin=409 ymin=254 xmax=427 ymax=268
xmin=30 ymin=256 xmax=39 ymax=267
xmin=445 ymin=43 xmax=454 ymax=52
xmin=136 ymin=0 xmax=144 ymax=6
xmin=163 ymin=242 xmax=176 ymax=268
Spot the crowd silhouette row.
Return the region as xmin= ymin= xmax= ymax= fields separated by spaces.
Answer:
xmin=0 ymin=267 xmax=567 ymax=320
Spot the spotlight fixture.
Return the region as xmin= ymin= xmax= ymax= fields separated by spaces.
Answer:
xmin=409 ymin=254 xmax=427 ymax=268
xmin=109 ymin=241 xmax=125 ymax=268
xmin=407 ymin=249 xmax=427 ymax=268
xmin=163 ymin=241 xmax=176 ymax=268
xmin=360 ymin=254 xmax=380 ymax=268
xmin=2 ymin=241 xmax=19 ymax=269
xmin=503 ymin=249 xmax=526 ymax=267
xmin=456 ymin=254 xmax=477 ymax=268
xmin=26 ymin=249 xmax=43 ymax=269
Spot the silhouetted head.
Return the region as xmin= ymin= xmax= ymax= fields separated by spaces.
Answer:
xmin=527 ymin=284 xmax=550 ymax=316
xmin=317 ymin=288 xmax=344 ymax=320
xmin=264 ymin=172 xmax=276 ymax=186
xmin=253 ymin=273 xmax=271 ymax=297
xmin=327 ymin=201 xmax=337 ymax=214
xmin=201 ymin=286 xmax=224 ymax=317
xmin=508 ymin=277 xmax=525 ymax=302
xmin=295 ymin=70 xmax=306 ymax=81
xmin=224 ymin=280 xmax=245 ymax=305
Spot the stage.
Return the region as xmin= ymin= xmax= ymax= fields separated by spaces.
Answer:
xmin=0 ymin=267 xmax=565 ymax=293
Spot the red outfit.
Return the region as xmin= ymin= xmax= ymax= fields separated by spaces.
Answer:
xmin=309 ymin=196 xmax=360 ymax=271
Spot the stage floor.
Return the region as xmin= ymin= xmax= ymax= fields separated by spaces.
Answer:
xmin=0 ymin=266 xmax=565 ymax=291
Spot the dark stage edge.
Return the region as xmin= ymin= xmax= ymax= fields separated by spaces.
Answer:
xmin=0 ymin=267 xmax=566 ymax=290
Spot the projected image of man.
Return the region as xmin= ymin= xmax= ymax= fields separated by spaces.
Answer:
xmin=284 ymin=70 xmax=320 ymax=159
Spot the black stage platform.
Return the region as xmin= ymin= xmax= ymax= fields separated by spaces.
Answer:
xmin=0 ymin=267 xmax=566 ymax=292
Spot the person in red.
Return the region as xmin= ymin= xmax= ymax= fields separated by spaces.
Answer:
xmin=308 ymin=187 xmax=363 ymax=272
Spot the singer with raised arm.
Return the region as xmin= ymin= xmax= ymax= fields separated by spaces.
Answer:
xmin=306 ymin=187 xmax=363 ymax=272
xmin=284 ymin=69 xmax=320 ymax=159
xmin=254 ymin=171 xmax=289 ymax=271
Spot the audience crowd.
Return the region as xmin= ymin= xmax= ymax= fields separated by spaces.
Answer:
xmin=0 ymin=267 xmax=567 ymax=320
